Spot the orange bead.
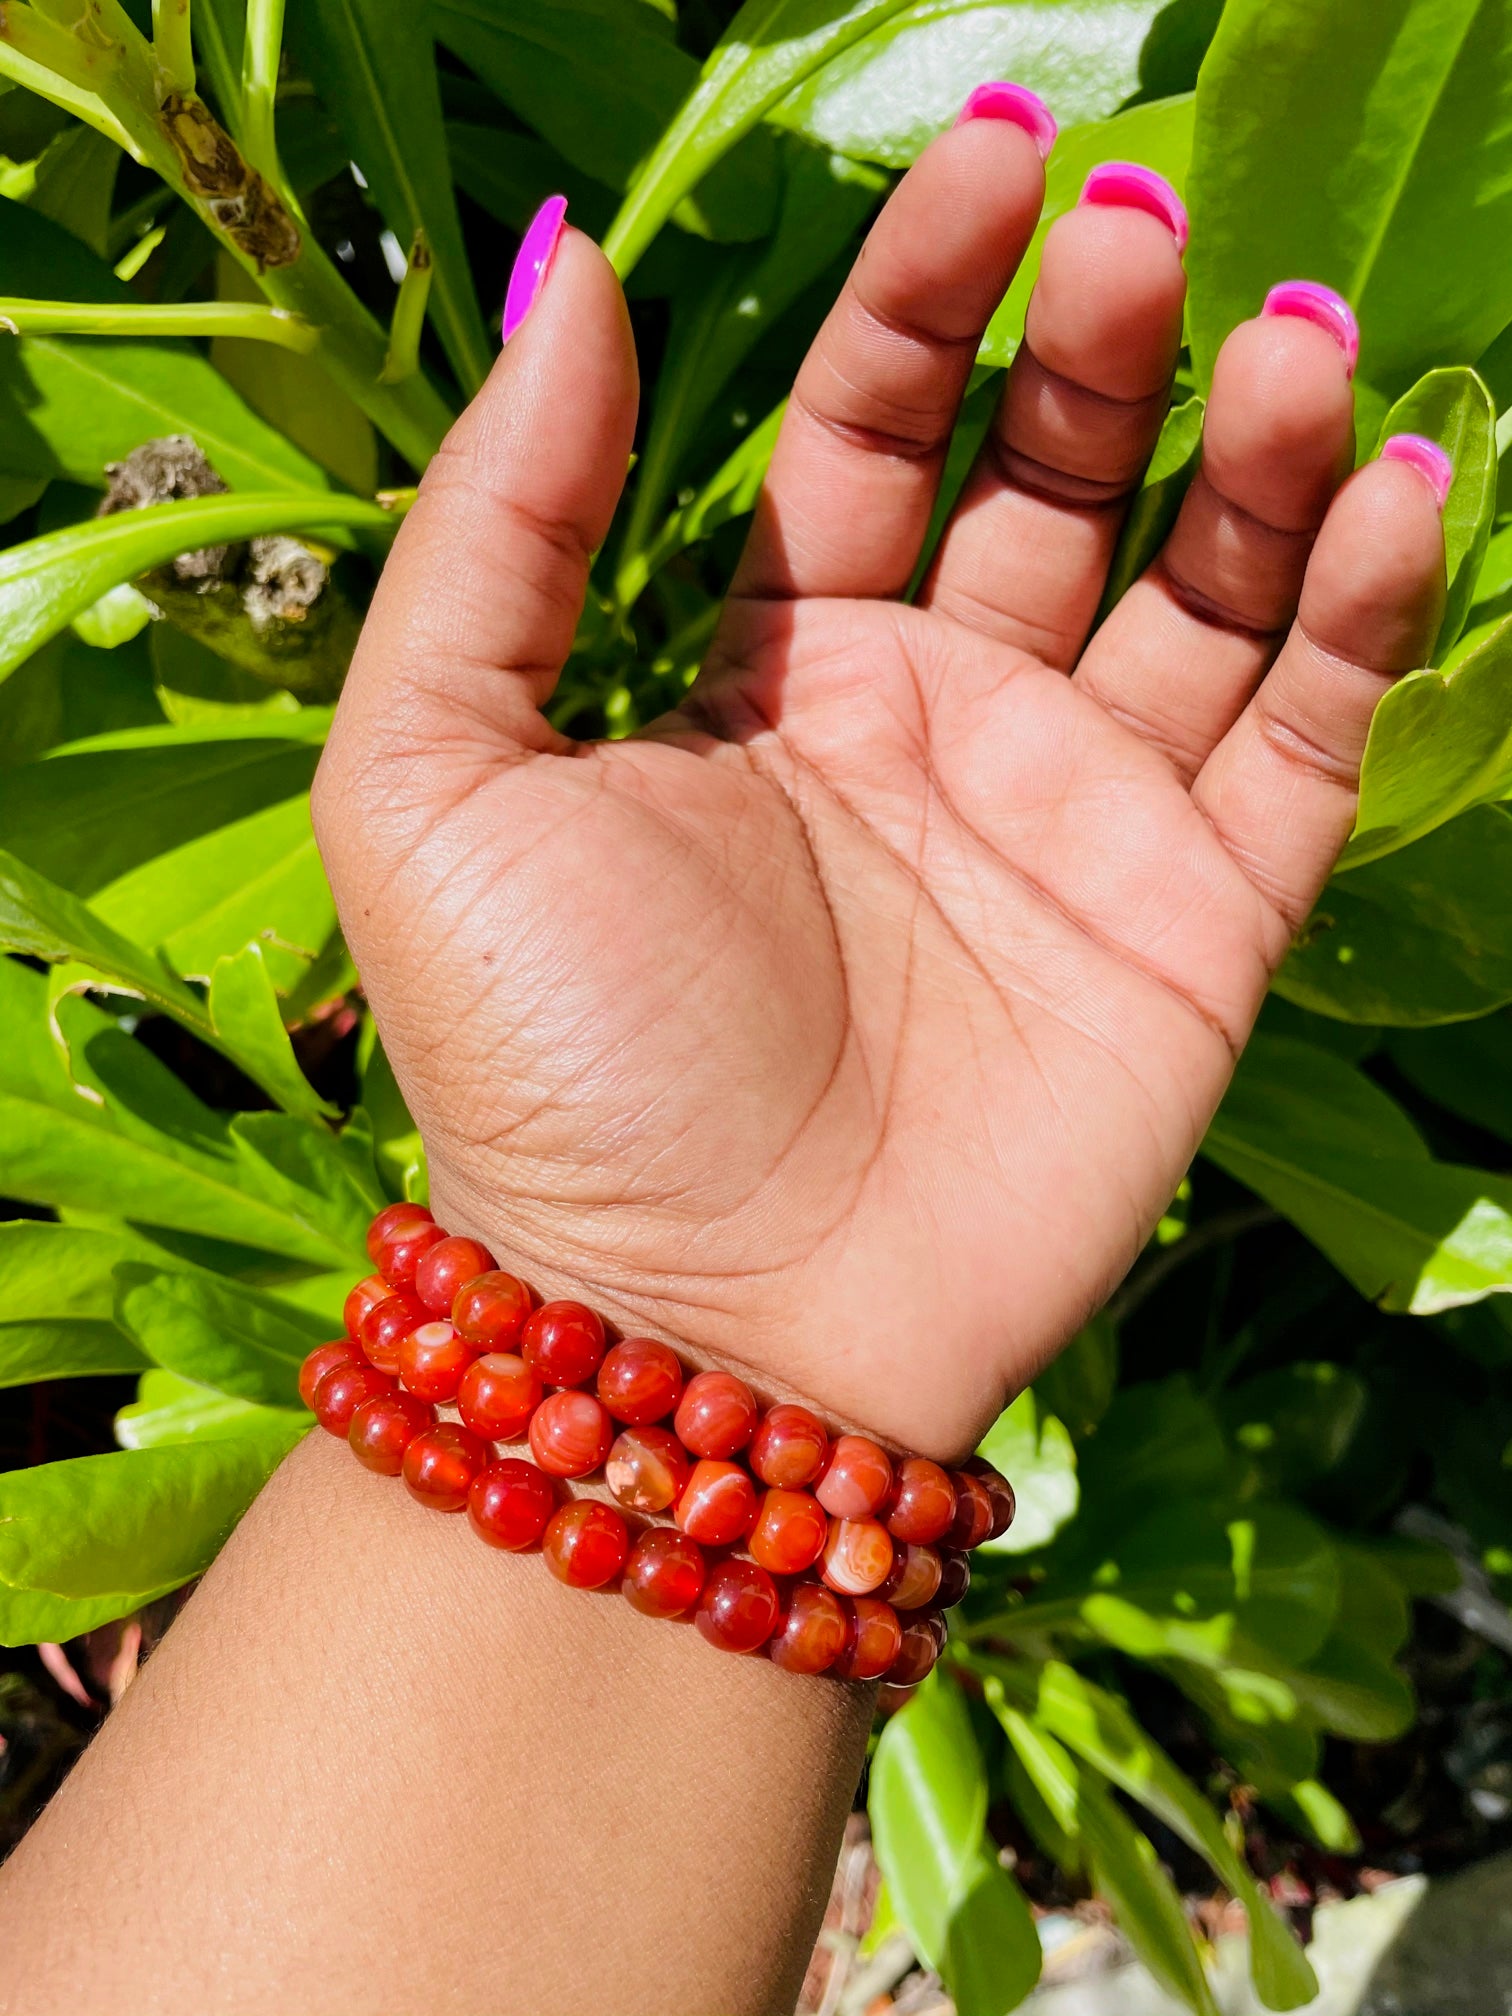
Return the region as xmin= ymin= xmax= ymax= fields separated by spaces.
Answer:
xmin=521 ymin=1299 xmax=608 ymax=1387
xmin=605 ymin=1426 xmax=690 ymax=1514
xmin=695 ymin=1558 xmax=779 ymax=1653
xmin=832 ymin=1597 xmax=903 ymax=1681
xmin=748 ymin=1489 xmax=828 ymax=1576
xmin=366 ymin=1201 xmax=433 ymax=1264
xmin=414 ymin=1235 xmax=497 ymax=1315
xmin=964 ymin=1457 xmax=1016 ymax=1540
xmin=377 ymin=1220 xmax=445 ymax=1292
xmin=768 ymin=1584 xmax=849 ymax=1674
xmin=312 ymin=1360 xmax=395 ymax=1436
xmin=623 ymin=1529 xmax=707 ymax=1618
xmin=299 ymin=1339 xmax=362 ymax=1412
xmin=457 ymin=1352 xmax=542 ymax=1442
xmin=675 ymin=1459 xmax=758 ymax=1546
xmin=886 ymin=1613 xmax=946 ymax=1687
xmin=674 ymin=1370 xmax=758 ymax=1458
xmin=886 ymin=1456 xmax=957 ymax=1545
xmin=947 ymin=1471 xmax=995 ymax=1551
xmin=748 ymin=1404 xmax=829 ymax=1488
xmin=878 ymin=1542 xmax=943 ymax=1610
xmin=820 ymin=1517 xmax=894 ymax=1596
xmin=936 ymin=1552 xmax=972 ymax=1609
xmin=528 ymin=1390 xmax=614 ymax=1477
xmin=816 ymin=1435 xmax=893 ymax=1519
xmin=348 ymin=1390 xmax=433 ymax=1474
xmin=402 ymin=1423 xmax=488 ymax=1511
xmin=542 ymin=1501 xmax=628 ymax=1588
xmin=597 ymin=1338 xmax=684 ymax=1425
xmin=344 ymin=1273 xmax=391 ymax=1341
xmin=358 ymin=1290 xmax=426 ymax=1375
xmin=468 ymin=1458 xmax=556 ymax=1550
xmin=397 ymin=1320 xmax=475 ymax=1403
xmin=452 ymin=1270 xmax=533 ymax=1352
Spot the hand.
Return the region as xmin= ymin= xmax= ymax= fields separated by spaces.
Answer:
xmin=315 ymin=111 xmax=1446 ymax=1460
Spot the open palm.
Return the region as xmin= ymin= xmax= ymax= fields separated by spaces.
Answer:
xmin=316 ymin=111 xmax=1444 ymax=1459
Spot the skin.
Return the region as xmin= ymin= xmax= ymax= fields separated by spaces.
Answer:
xmin=0 ymin=114 xmax=1445 ymax=2014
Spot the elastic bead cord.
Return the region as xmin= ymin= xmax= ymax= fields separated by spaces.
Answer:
xmin=304 ymin=1206 xmax=1016 ymax=1686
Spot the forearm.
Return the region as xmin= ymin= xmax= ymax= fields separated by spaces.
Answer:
xmin=0 ymin=1429 xmax=871 ymax=2015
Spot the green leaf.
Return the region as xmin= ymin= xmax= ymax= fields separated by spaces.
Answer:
xmin=1176 ymin=1667 xmax=1361 ymax=1854
xmin=1220 ymin=1362 xmax=1368 ymax=1490
xmin=1277 ymin=806 xmax=1512 ymax=1027
xmin=1129 ymin=0 xmax=1225 ymax=102
xmin=977 ymin=1388 xmax=1079 ymax=1554
xmin=207 ymin=944 xmax=335 ymax=1121
xmin=1097 ymin=394 xmax=1204 ymax=617
xmin=14 ymin=123 xmax=119 ymax=253
xmin=1033 ymin=1313 xmax=1119 ymax=1442
xmin=0 ymin=1219 xmax=150 ymax=1387
xmin=359 ymin=1026 xmax=426 ymax=1202
xmin=1073 ymin=1376 xmax=1229 ymax=1525
xmin=1389 ymin=1012 xmax=1512 ymax=1144
xmin=1204 ymin=1033 xmax=1512 ymax=1312
xmin=116 ymin=1367 xmax=309 ymax=1449
xmin=771 ymin=0 xmax=1160 ymax=167
xmin=619 ymin=400 xmax=785 ymax=607
xmin=446 ymin=120 xmax=618 ymax=240
xmin=114 ymin=1262 xmax=331 ymax=1407
xmin=1186 ymin=0 xmax=1512 ymax=403
xmin=288 ymin=1 xmax=491 ymax=396
xmin=1374 ymin=369 xmax=1496 ymax=663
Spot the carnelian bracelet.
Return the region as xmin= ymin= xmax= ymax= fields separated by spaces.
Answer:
xmin=299 ymin=1204 xmax=1015 ymax=1685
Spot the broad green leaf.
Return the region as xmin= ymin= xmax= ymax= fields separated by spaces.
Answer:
xmin=446 ymin=121 xmax=618 ymax=239
xmin=0 ymin=492 xmax=394 ymax=687
xmin=1176 ymin=1667 xmax=1361 ymax=1854
xmin=1187 ymin=0 xmax=1512 ymax=401
xmin=1278 ymin=806 xmax=1512 ymax=1026
xmin=72 ymin=580 xmax=153 ymax=650
xmin=978 ymin=95 xmax=1194 ymax=368
xmin=1033 ymin=1314 xmax=1118 ymax=1441
xmin=359 ymin=1025 xmax=426 ymax=1202
xmin=771 ymin=0 xmax=1160 ymax=167
xmin=977 ymin=1388 xmax=1078 ymax=1553
xmin=207 ymin=945 xmax=335 ymax=1122
xmin=0 ymin=1319 xmax=144 ymax=1387
xmin=289 ymin=1 xmax=491 ymax=396
xmin=0 ymin=196 xmax=332 ymax=495
xmin=1388 ymin=1012 xmax=1512 ymax=1144
xmin=114 ymin=1262 xmax=331 ymax=1407
xmin=1204 ymin=1033 xmax=1512 ymax=1312
xmin=117 ymin=1368 xmax=309 ymax=1449
xmin=619 ymin=400 xmax=785 ymax=608
xmin=1072 ymin=1375 xmax=1229 ymax=1527
xmin=1220 ymin=1362 xmax=1368 ymax=1490
xmin=229 ymin=1111 xmax=384 ymax=1260
xmin=1097 ymin=394 xmax=1204 ymax=615
xmin=13 ymin=123 xmax=118 ymax=253
xmin=0 ymin=1219 xmax=150 ymax=1386
xmin=1128 ymin=0 xmax=1225 ymax=101
xmin=0 ymin=629 xmax=165 ymax=768
xmin=1373 ymin=369 xmax=1496 ymax=663
xmin=435 ymin=0 xmax=780 ymax=246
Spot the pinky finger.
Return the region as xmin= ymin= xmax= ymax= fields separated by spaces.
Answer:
xmin=1191 ymin=439 xmax=1449 ymax=941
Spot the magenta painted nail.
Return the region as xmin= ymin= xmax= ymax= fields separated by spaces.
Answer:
xmin=955 ymin=81 xmax=1058 ymax=161
xmin=1078 ymin=161 xmax=1188 ymax=254
xmin=1380 ymin=433 xmax=1454 ymax=512
xmin=1262 ymin=280 xmax=1359 ymax=379
xmin=502 ymin=194 xmax=568 ymax=343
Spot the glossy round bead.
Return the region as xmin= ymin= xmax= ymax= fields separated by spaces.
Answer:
xmin=832 ymin=1597 xmax=904 ymax=1681
xmin=377 ymin=1220 xmax=446 ymax=1292
xmin=947 ymin=1471 xmax=996 ymax=1551
xmin=397 ymin=1320 xmax=475 ymax=1403
xmin=878 ymin=1541 xmax=943 ymax=1611
xmin=403 ymin=1422 xmax=489 ymax=1511
xmin=521 ymin=1300 xmax=607 ymax=1388
xmin=748 ymin=1488 xmax=828 ymax=1576
xmin=886 ymin=1612 xmax=947 ymax=1687
xmin=965 ymin=1457 xmax=1016 ymax=1541
xmin=348 ymin=1390 xmax=434 ymax=1474
xmin=299 ymin=1339 xmax=362 ymax=1412
xmin=886 ymin=1456 xmax=957 ymax=1545
xmin=605 ymin=1426 xmax=690 ymax=1514
xmin=528 ymin=1390 xmax=615 ymax=1477
xmin=695 ymin=1558 xmax=780 ymax=1654
xmin=457 ymin=1352 xmax=542 ymax=1442
xmin=344 ymin=1272 xmax=392 ymax=1341
xmin=623 ymin=1528 xmax=707 ymax=1618
xmin=674 ymin=1370 xmax=759 ymax=1459
xmin=768 ymin=1584 xmax=849 ymax=1675
xmin=358 ymin=1290 xmax=426 ymax=1374
xmin=542 ymin=1500 xmax=629 ymax=1588
xmin=468 ymin=1458 xmax=556 ymax=1550
xmin=596 ymin=1338 xmax=684 ymax=1425
xmin=820 ymin=1517 xmax=894 ymax=1596
xmin=312 ymin=1359 xmax=396 ymax=1436
xmin=675 ymin=1459 xmax=758 ymax=1546
xmin=936 ymin=1552 xmax=972 ymax=1609
xmin=366 ymin=1201 xmax=433 ymax=1265
xmin=748 ymin=1403 xmax=829 ymax=1489
xmin=816 ymin=1435 xmax=893 ymax=1519
xmin=452 ymin=1270 xmax=532 ymax=1352
xmin=414 ymin=1235 xmax=497 ymax=1315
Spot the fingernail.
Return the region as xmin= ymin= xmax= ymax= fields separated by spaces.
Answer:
xmin=955 ymin=81 xmax=1057 ymax=161
xmin=502 ymin=195 xmax=568 ymax=343
xmin=1380 ymin=433 xmax=1454 ymax=512
xmin=1078 ymin=161 xmax=1188 ymax=254
xmin=1261 ymin=280 xmax=1359 ymax=379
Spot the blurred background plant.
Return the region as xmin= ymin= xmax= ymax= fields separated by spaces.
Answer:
xmin=3 ymin=1 xmax=1512 ymax=2010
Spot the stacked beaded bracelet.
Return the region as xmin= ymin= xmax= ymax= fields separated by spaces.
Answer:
xmin=300 ymin=1204 xmax=1014 ymax=1687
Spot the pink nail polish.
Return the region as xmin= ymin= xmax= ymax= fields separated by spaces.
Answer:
xmin=1261 ymin=280 xmax=1359 ymax=379
xmin=1078 ymin=161 xmax=1188 ymax=254
xmin=954 ymin=81 xmax=1057 ymax=161
xmin=502 ymin=194 xmax=568 ymax=343
xmin=1380 ymin=432 xmax=1453 ymax=512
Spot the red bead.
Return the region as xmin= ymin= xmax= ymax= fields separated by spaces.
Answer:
xmin=695 ymin=1558 xmax=779 ymax=1654
xmin=358 ymin=1290 xmax=425 ymax=1374
xmin=886 ymin=1456 xmax=957 ymax=1545
xmin=597 ymin=1337 xmax=684 ymax=1425
xmin=768 ymin=1584 xmax=849 ymax=1674
xmin=521 ymin=1300 xmax=607 ymax=1388
xmin=947 ymin=1471 xmax=995 ymax=1551
xmin=748 ymin=1403 xmax=829 ymax=1489
xmin=452 ymin=1270 xmax=533 ymax=1351
xmin=414 ymin=1235 xmax=497 ymax=1315
xmin=747 ymin=1488 xmax=828 ymax=1576
xmin=528 ymin=1390 xmax=615 ymax=1477
xmin=877 ymin=1542 xmax=943 ymax=1610
xmin=886 ymin=1613 xmax=947 ymax=1687
xmin=402 ymin=1422 xmax=489 ymax=1511
xmin=366 ymin=1201 xmax=433 ymax=1265
xmin=965 ymin=1457 xmax=1016 ymax=1541
xmin=468 ymin=1458 xmax=556 ymax=1550
xmin=820 ymin=1518 xmax=894 ymax=1596
xmin=312 ymin=1359 xmax=396 ymax=1436
xmin=543 ymin=1500 xmax=629 ymax=1588
xmin=397 ymin=1320 xmax=475 ymax=1403
xmin=457 ymin=1352 xmax=542 ymax=1441
xmin=936 ymin=1552 xmax=972 ymax=1609
xmin=348 ymin=1390 xmax=434 ymax=1474
xmin=674 ymin=1370 xmax=758 ymax=1458
xmin=605 ymin=1426 xmax=690 ymax=1514
xmin=344 ymin=1273 xmax=391 ymax=1341
xmin=377 ymin=1220 xmax=446 ymax=1292
xmin=299 ymin=1339 xmax=362 ymax=1412
xmin=816 ymin=1435 xmax=893 ymax=1519
xmin=833 ymin=1597 xmax=903 ymax=1681
xmin=623 ymin=1528 xmax=707 ymax=1618
xmin=675 ymin=1459 xmax=758 ymax=1545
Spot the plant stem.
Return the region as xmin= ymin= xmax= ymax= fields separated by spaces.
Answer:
xmin=0 ymin=10 xmax=136 ymax=151
xmin=0 ymin=297 xmax=317 ymax=349
xmin=151 ymin=0 xmax=193 ymax=92
xmin=240 ymin=0 xmax=284 ymax=179
xmin=381 ymin=230 xmax=433 ymax=383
